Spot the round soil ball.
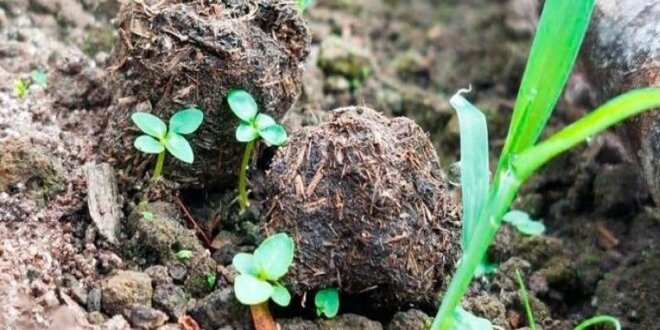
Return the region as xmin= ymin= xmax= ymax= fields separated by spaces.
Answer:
xmin=263 ymin=107 xmax=461 ymax=309
xmin=104 ymin=0 xmax=310 ymax=188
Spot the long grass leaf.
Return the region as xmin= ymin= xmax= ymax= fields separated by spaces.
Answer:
xmin=497 ymin=0 xmax=596 ymax=176
xmin=513 ymin=88 xmax=660 ymax=181
xmin=449 ymin=92 xmax=490 ymax=250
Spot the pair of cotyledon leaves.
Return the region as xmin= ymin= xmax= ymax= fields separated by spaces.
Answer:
xmin=132 ymin=108 xmax=204 ymax=164
xmin=232 ymin=233 xmax=294 ymax=306
xmin=227 ymin=90 xmax=287 ymax=146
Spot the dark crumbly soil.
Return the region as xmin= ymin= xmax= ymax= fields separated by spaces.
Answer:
xmin=1 ymin=0 xmax=659 ymax=329
xmin=264 ymin=107 xmax=461 ymax=310
xmin=104 ymin=0 xmax=311 ymax=189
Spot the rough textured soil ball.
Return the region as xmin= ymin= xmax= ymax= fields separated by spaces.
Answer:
xmin=104 ymin=0 xmax=310 ymax=188
xmin=263 ymin=107 xmax=461 ymax=309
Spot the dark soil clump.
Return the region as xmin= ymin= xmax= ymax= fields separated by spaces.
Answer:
xmin=104 ymin=0 xmax=311 ymax=188
xmin=263 ymin=106 xmax=461 ymax=310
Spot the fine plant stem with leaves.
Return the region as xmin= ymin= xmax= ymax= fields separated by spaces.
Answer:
xmin=431 ymin=0 xmax=660 ymax=328
xmin=228 ymin=90 xmax=287 ymax=212
xmin=153 ymin=151 xmax=166 ymax=179
xmin=239 ymin=140 xmax=256 ymax=210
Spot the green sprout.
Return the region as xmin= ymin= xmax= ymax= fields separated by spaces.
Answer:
xmin=232 ymin=233 xmax=294 ymax=307
xmin=227 ymin=90 xmax=287 ymax=211
xmin=431 ymin=0 xmax=660 ymax=329
xmin=175 ymin=249 xmax=194 ymax=261
xmin=14 ymin=78 xmax=29 ymax=98
xmin=30 ymin=69 xmax=48 ymax=88
xmin=131 ymin=108 xmax=204 ymax=179
xmin=140 ymin=211 xmax=154 ymax=221
xmin=315 ymin=288 xmax=339 ymax=318
xmin=297 ymin=0 xmax=314 ymax=11
xmin=515 ymin=270 xmax=536 ymax=330
xmin=206 ymin=271 xmax=217 ymax=289
xmin=503 ymin=210 xmax=545 ymax=236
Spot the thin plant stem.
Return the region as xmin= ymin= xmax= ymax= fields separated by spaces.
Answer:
xmin=238 ymin=140 xmax=256 ymax=211
xmin=152 ymin=151 xmax=165 ymax=179
xmin=515 ymin=270 xmax=536 ymax=330
xmin=573 ymin=315 xmax=621 ymax=330
xmin=250 ymin=303 xmax=277 ymax=330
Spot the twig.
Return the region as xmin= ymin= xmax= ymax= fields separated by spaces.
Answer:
xmin=174 ymin=194 xmax=212 ymax=248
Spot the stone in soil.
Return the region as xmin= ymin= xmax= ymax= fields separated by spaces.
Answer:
xmin=125 ymin=202 xmax=216 ymax=297
xmin=123 ymin=304 xmax=169 ymax=330
xmin=101 ymin=271 xmax=153 ymax=316
xmin=104 ymin=0 xmax=311 ymax=188
xmin=387 ymin=309 xmax=431 ymax=330
xmin=317 ymin=314 xmax=382 ymax=330
xmin=263 ymin=107 xmax=461 ymax=309
xmin=186 ymin=288 xmax=250 ymax=330
xmin=582 ymin=0 xmax=660 ymax=205
xmin=153 ymin=283 xmax=188 ymax=319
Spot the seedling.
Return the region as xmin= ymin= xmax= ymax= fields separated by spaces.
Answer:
xmin=206 ymin=271 xmax=217 ymax=289
xmin=503 ymin=210 xmax=545 ymax=236
xmin=227 ymin=90 xmax=287 ymax=211
xmin=315 ymin=288 xmax=339 ymax=318
xmin=14 ymin=78 xmax=28 ymax=98
xmin=132 ymin=108 xmax=204 ymax=179
xmin=232 ymin=233 xmax=294 ymax=330
xmin=31 ymin=69 xmax=48 ymax=88
xmin=515 ymin=270 xmax=536 ymax=330
xmin=175 ymin=249 xmax=194 ymax=261
xmin=431 ymin=1 xmax=660 ymax=329
xmin=298 ymin=0 xmax=314 ymax=11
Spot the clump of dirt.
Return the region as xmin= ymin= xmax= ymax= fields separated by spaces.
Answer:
xmin=104 ymin=0 xmax=311 ymax=189
xmin=263 ymin=106 xmax=461 ymax=309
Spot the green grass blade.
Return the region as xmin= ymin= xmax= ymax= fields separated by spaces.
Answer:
xmin=497 ymin=0 xmax=595 ymax=176
xmin=449 ymin=92 xmax=490 ymax=250
xmin=515 ymin=270 xmax=536 ymax=330
xmin=573 ymin=315 xmax=621 ymax=330
xmin=513 ymin=88 xmax=660 ymax=181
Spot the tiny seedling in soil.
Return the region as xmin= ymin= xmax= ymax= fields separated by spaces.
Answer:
xmin=14 ymin=78 xmax=28 ymax=98
xmin=431 ymin=0 xmax=660 ymax=329
xmin=175 ymin=249 xmax=194 ymax=261
xmin=30 ymin=69 xmax=48 ymax=88
xmin=315 ymin=288 xmax=340 ymax=318
xmin=132 ymin=108 xmax=204 ymax=179
xmin=206 ymin=271 xmax=216 ymax=289
xmin=232 ymin=233 xmax=294 ymax=330
xmin=503 ymin=210 xmax=545 ymax=236
xmin=227 ymin=90 xmax=287 ymax=211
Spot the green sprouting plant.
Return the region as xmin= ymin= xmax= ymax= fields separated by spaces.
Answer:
xmin=233 ymin=233 xmax=294 ymax=329
xmin=431 ymin=0 xmax=660 ymax=329
xmin=515 ymin=270 xmax=536 ymax=330
xmin=297 ymin=0 xmax=314 ymax=11
xmin=14 ymin=78 xmax=29 ymax=98
xmin=206 ymin=271 xmax=217 ymax=289
xmin=132 ymin=108 xmax=204 ymax=179
xmin=503 ymin=210 xmax=545 ymax=236
xmin=31 ymin=69 xmax=48 ymax=88
xmin=315 ymin=288 xmax=340 ymax=318
xmin=227 ymin=90 xmax=287 ymax=211
xmin=175 ymin=249 xmax=194 ymax=261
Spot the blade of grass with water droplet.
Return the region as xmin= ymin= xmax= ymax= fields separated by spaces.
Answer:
xmin=449 ymin=91 xmax=489 ymax=250
xmin=496 ymin=0 xmax=596 ymax=177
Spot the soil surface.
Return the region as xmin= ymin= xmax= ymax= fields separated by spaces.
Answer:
xmin=0 ymin=0 xmax=657 ymax=329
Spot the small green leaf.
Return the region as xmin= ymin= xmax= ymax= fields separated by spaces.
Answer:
xmin=30 ymin=69 xmax=48 ymax=88
xmin=271 ymin=283 xmax=292 ymax=307
xmin=14 ymin=78 xmax=28 ymax=98
xmin=141 ymin=211 xmax=154 ymax=221
xmin=450 ymin=307 xmax=493 ymax=330
xmin=228 ymin=90 xmax=258 ymax=122
xmin=132 ymin=112 xmax=167 ymax=138
xmin=254 ymin=233 xmax=294 ymax=281
xmin=236 ymin=122 xmax=259 ymax=142
xmin=165 ymin=133 xmax=194 ymax=163
xmin=315 ymin=288 xmax=339 ymax=318
xmin=170 ymin=108 xmax=204 ymax=134
xmin=298 ymin=0 xmax=314 ymax=11
xmin=258 ymin=125 xmax=287 ymax=146
xmin=232 ymin=253 xmax=257 ymax=275
xmin=503 ymin=210 xmax=545 ymax=236
xmin=175 ymin=249 xmax=194 ymax=261
xmin=134 ymin=135 xmax=165 ymax=154
xmin=234 ymin=274 xmax=273 ymax=305
xmin=254 ymin=113 xmax=276 ymax=130
xmin=474 ymin=261 xmax=498 ymax=278
xmin=206 ymin=271 xmax=216 ymax=288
